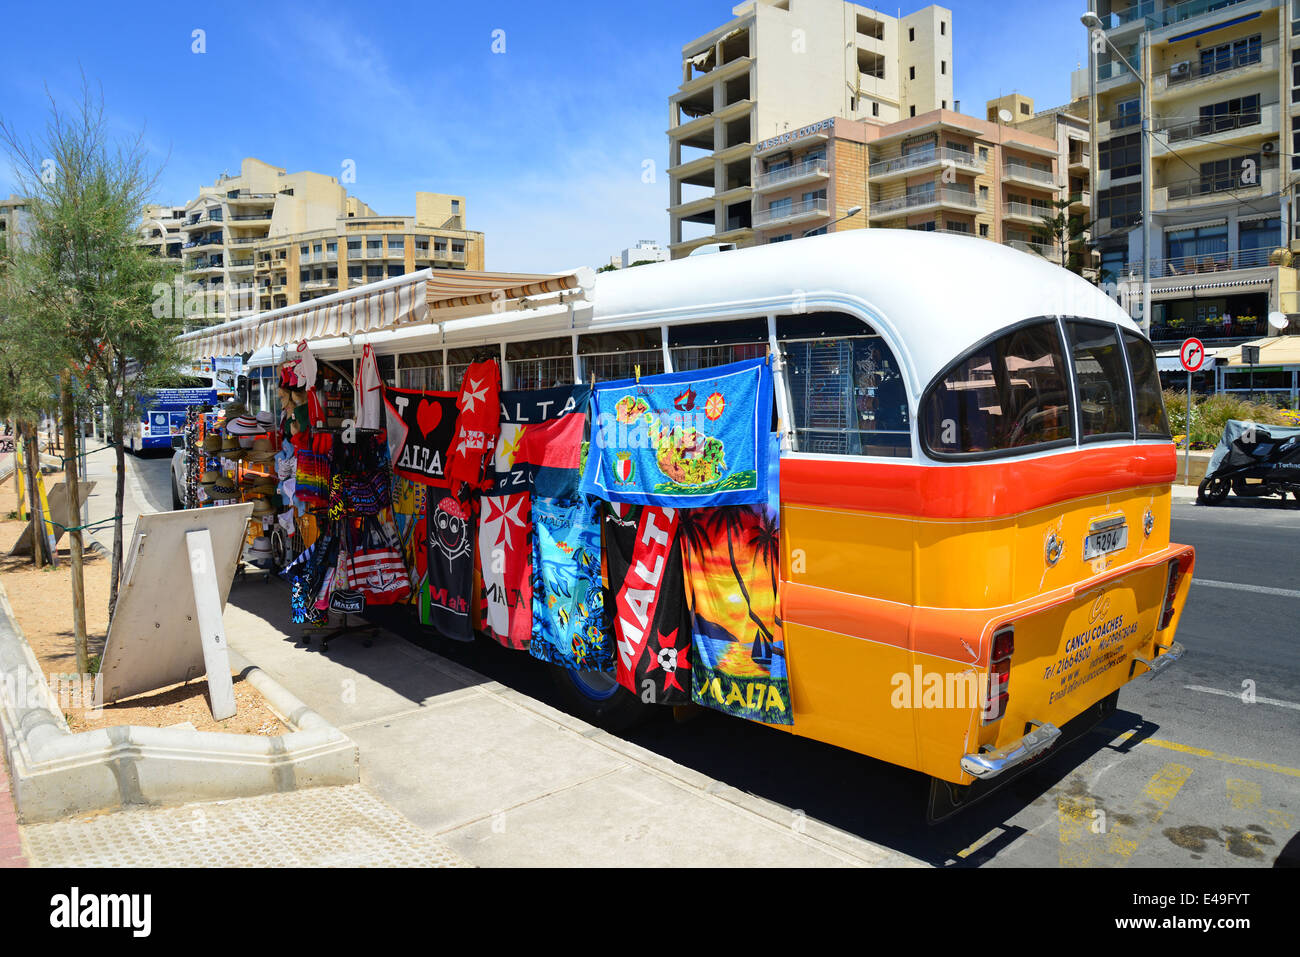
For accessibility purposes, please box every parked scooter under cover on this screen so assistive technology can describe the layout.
[1198,419,1300,505]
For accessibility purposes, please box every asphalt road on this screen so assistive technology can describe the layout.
[127,447,1299,867]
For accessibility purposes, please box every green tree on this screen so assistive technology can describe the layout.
[1,82,183,628]
[1033,196,1094,277]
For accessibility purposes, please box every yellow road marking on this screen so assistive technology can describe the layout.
[1226,778,1261,811]
[1103,730,1300,779]
[1057,793,1098,868]
[1106,763,1193,861]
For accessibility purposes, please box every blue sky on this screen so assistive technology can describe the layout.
[0,0,1090,272]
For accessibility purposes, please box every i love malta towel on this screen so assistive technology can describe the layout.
[603,502,693,705]
[384,387,459,487]
[479,385,590,650]
[581,357,772,507]
[680,433,790,725]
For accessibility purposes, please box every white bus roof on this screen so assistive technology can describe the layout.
[244,231,1136,397]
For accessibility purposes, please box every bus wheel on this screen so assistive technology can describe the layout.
[1197,475,1229,505]
[546,663,652,732]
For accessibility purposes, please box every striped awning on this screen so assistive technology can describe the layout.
[175,267,590,359]
[1151,277,1273,297]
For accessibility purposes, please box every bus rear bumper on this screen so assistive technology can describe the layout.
[959,720,1061,779]
[1133,639,1185,680]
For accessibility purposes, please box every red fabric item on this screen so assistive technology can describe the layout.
[445,359,501,488]
[307,388,327,430]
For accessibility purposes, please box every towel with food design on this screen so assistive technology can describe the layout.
[580,357,772,507]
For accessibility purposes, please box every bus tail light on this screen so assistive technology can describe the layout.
[983,625,1014,724]
[1159,553,1193,630]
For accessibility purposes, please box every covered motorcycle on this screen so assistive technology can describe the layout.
[1198,419,1300,505]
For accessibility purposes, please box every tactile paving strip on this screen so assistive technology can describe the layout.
[22,784,467,868]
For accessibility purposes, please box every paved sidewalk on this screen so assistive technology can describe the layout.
[222,583,920,867]
[0,751,28,868]
[22,785,466,867]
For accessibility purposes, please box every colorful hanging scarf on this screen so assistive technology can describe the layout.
[528,496,611,671]
[425,493,476,641]
[478,384,589,649]
[384,386,459,487]
[581,357,772,507]
[603,502,693,705]
[680,434,789,725]
[391,476,429,611]
[445,359,501,488]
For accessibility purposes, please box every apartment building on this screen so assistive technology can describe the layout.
[0,195,31,252]
[1089,0,1298,344]
[171,158,483,326]
[751,118,869,241]
[864,109,1063,240]
[139,203,186,264]
[668,0,954,257]
[988,91,1094,276]
[254,193,483,313]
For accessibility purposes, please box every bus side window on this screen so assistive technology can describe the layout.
[777,312,911,458]
[507,336,574,390]
[578,330,663,383]
[1122,332,1172,439]
[923,319,1073,457]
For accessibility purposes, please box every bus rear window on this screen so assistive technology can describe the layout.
[923,320,1072,456]
[1067,321,1132,441]
[1122,331,1172,438]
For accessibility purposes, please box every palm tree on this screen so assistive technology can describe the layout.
[709,507,777,666]
[746,510,783,631]
[1033,197,1094,277]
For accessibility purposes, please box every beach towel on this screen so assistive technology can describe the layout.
[581,357,772,507]
[425,493,476,641]
[603,502,693,704]
[681,433,790,725]
[384,386,459,487]
[445,359,501,488]
[528,496,611,671]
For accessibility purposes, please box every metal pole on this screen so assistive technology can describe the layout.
[1184,371,1192,486]
[1140,29,1152,337]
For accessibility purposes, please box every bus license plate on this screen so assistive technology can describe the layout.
[1083,524,1128,560]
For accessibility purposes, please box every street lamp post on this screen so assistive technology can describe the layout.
[1082,10,1152,337]
[804,205,863,238]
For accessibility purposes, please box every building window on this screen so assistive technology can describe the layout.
[940,21,945,35]
[451,200,460,214]
[1099,132,1141,179]
[327,242,337,254]
[979,223,989,237]
[1166,223,1227,269]
[299,245,309,256]
[942,100,947,109]
[347,239,361,253]
[1238,217,1281,257]
[770,234,794,243]
[348,265,362,279]
[908,221,936,231]
[941,60,946,75]
[909,66,916,80]
[388,237,404,252]
[910,106,916,117]
[872,102,879,117]
[909,27,915,41]
[978,185,989,201]
[1097,182,1141,227]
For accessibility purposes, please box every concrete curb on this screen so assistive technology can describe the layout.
[0,580,358,824]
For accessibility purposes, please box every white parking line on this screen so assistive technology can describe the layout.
[1184,685,1300,711]
[1192,579,1300,600]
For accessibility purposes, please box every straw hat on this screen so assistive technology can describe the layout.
[221,435,245,460]
[210,480,238,499]
[226,414,263,436]
[200,470,223,486]
[245,437,276,463]
[201,434,223,454]
[250,497,277,516]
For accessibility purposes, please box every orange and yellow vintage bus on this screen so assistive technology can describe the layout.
[237,230,1194,819]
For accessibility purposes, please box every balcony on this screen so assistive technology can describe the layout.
[1070,190,1092,212]
[752,196,828,228]
[1154,159,1278,210]
[227,258,255,270]
[1002,162,1057,189]
[1002,201,1053,224]
[1154,42,1274,97]
[869,146,986,182]
[873,188,979,217]
[1068,150,1091,173]
[229,212,272,222]
[1123,246,1278,279]
[1155,102,1278,156]
[225,190,276,203]
[1003,239,1060,259]
[754,158,829,194]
